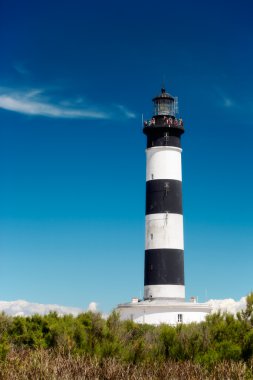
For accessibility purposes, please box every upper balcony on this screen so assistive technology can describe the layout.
[143,116,184,131]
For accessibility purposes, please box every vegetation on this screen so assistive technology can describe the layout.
[0,293,253,379]
[1,350,253,380]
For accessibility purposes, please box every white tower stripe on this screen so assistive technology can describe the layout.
[146,146,182,182]
[145,213,184,250]
[144,285,185,299]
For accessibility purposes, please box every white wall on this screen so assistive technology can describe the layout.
[144,285,185,300]
[119,308,208,325]
[145,213,184,250]
[146,146,182,182]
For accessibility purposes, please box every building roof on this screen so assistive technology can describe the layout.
[152,87,174,102]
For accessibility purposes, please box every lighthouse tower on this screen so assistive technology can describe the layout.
[144,88,185,301]
[117,87,211,325]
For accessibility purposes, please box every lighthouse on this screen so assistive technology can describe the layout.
[144,88,185,301]
[117,87,211,325]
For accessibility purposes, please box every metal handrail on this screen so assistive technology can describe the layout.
[144,117,184,128]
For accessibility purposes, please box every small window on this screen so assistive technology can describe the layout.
[151,174,154,180]
[178,314,183,323]
[150,233,153,240]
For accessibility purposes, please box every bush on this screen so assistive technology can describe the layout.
[1,295,253,368]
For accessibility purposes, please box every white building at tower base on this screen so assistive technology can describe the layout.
[117,298,211,325]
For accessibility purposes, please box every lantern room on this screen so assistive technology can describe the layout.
[153,87,177,117]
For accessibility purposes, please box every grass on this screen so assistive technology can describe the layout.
[0,348,253,380]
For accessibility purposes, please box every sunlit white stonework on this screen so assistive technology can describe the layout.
[146,146,182,181]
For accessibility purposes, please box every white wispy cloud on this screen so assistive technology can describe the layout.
[0,87,136,120]
[12,61,30,76]
[223,97,234,108]
[0,300,99,317]
[0,297,248,318]
[87,302,98,312]
[213,86,238,109]
[206,296,246,315]
[115,104,136,119]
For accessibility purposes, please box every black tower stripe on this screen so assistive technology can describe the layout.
[144,249,184,286]
[146,179,182,215]
[147,134,181,149]
[143,125,184,149]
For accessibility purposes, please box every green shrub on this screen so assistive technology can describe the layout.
[1,294,253,367]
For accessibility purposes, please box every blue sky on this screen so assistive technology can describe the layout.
[0,0,253,312]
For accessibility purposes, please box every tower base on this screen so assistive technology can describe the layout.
[116,298,211,325]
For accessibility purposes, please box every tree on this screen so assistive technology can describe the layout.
[240,292,253,326]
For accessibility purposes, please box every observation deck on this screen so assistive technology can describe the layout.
[143,115,184,132]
